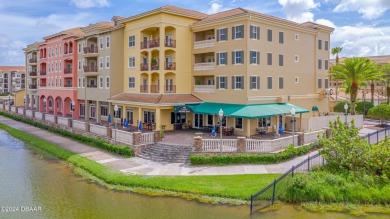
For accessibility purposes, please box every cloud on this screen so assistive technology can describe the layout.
[333,0,390,20]
[70,0,109,9]
[207,1,223,14]
[278,0,319,23]
[0,34,26,66]
[315,18,336,28]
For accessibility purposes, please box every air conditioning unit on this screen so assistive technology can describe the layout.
[325,88,333,95]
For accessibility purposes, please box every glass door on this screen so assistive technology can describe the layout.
[126,109,133,124]
[194,114,203,129]
[90,105,96,118]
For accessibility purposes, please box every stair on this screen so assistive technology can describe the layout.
[137,142,192,163]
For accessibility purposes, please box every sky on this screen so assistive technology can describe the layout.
[0,0,389,66]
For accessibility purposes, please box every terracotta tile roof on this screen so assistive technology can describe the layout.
[330,55,390,65]
[109,93,203,104]
[62,27,85,37]
[0,66,25,72]
[300,21,334,31]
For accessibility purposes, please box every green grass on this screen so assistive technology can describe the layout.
[0,122,279,201]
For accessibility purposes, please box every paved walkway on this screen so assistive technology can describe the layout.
[0,115,373,176]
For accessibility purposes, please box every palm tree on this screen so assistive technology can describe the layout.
[330,57,382,115]
[381,63,390,104]
[331,47,343,102]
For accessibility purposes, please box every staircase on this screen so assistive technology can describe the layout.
[137,142,192,163]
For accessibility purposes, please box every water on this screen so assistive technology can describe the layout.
[0,129,386,219]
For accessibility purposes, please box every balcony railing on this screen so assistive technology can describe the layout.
[29,85,37,89]
[165,39,176,48]
[87,84,97,88]
[151,63,159,70]
[29,71,37,77]
[194,39,215,49]
[165,62,176,70]
[64,68,72,74]
[83,47,98,54]
[64,49,73,55]
[83,66,98,73]
[64,83,73,87]
[40,84,46,87]
[29,58,37,63]
[40,70,46,76]
[141,39,160,49]
[40,55,46,59]
[194,62,215,71]
[194,85,215,93]
[140,63,149,71]
[150,85,159,93]
[164,85,176,93]
[140,85,148,93]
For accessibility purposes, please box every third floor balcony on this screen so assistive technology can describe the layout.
[29,58,38,65]
[29,84,37,90]
[83,46,98,57]
[140,63,149,71]
[141,39,160,50]
[64,68,73,74]
[29,71,37,77]
[40,70,46,76]
[83,66,98,75]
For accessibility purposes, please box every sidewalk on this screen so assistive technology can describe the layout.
[0,115,321,176]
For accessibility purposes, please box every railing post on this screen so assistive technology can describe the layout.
[271,179,276,204]
[307,155,310,171]
[292,165,294,177]
[250,195,253,215]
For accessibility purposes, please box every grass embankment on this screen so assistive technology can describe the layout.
[0,111,132,157]
[0,122,279,203]
[190,143,321,165]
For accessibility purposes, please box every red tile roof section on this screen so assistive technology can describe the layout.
[110,93,203,104]
[0,66,25,72]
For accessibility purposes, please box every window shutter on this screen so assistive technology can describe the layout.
[241,76,244,89]
[225,28,228,41]
[216,29,220,42]
[257,27,260,40]
[225,52,228,65]
[226,77,228,89]
[240,51,244,64]
[216,53,220,65]
[232,51,235,64]
[257,52,260,64]
[216,77,219,89]
[232,26,235,39]
[232,76,235,89]
[250,25,253,38]
[256,76,260,89]
[241,25,244,38]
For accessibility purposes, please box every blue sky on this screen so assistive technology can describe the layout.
[0,0,389,65]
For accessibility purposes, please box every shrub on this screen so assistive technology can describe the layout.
[367,104,390,125]
[190,143,321,165]
[0,112,133,157]
[355,101,374,115]
[333,100,350,113]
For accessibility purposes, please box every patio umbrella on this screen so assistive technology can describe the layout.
[107,114,111,123]
[138,121,143,132]
[278,123,284,134]
[123,118,128,128]
[211,125,216,137]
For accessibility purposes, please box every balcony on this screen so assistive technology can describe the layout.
[40,55,46,59]
[194,85,215,93]
[83,66,98,75]
[40,84,46,87]
[64,49,73,55]
[0,79,3,83]
[29,85,37,90]
[87,84,97,88]
[40,70,47,76]
[165,62,176,71]
[83,47,98,57]
[165,39,176,48]
[140,85,148,93]
[141,39,160,49]
[29,58,38,65]
[140,64,149,71]
[164,85,176,93]
[64,68,73,74]
[194,62,215,71]
[194,39,215,49]
[64,84,72,87]
[150,85,159,93]
[29,71,37,77]
[151,63,159,70]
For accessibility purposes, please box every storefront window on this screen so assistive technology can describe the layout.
[258,117,271,127]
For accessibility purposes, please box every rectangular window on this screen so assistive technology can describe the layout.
[267,77,272,89]
[99,77,103,88]
[279,77,284,89]
[232,25,244,39]
[325,60,329,70]
[106,56,110,68]
[279,54,283,66]
[101,105,108,116]
[318,78,322,89]
[82,77,85,88]
[60,46,62,55]
[106,36,110,48]
[106,76,110,88]
[279,32,284,44]
[78,78,81,88]
[295,55,299,62]
[128,77,135,88]
[267,29,272,42]
[99,57,103,69]
[233,50,244,64]
[250,76,260,89]
[325,78,329,89]
[80,104,85,117]
[258,118,271,128]
[99,37,103,49]
[235,118,243,129]
[78,60,81,70]
[318,39,322,50]
[217,52,227,65]
[216,76,227,89]
[325,41,329,51]
[217,28,227,41]
[128,57,135,68]
[318,59,322,69]
[82,60,85,71]
[250,51,260,64]
[78,43,81,53]
[250,25,260,39]
[267,53,272,65]
[232,76,244,89]
[128,35,135,47]
[59,78,62,87]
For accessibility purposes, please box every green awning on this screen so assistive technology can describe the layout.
[183,102,309,118]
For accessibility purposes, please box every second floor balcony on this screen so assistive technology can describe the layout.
[165,39,176,48]
[29,85,37,90]
[64,68,73,74]
[40,70,46,76]
[40,83,46,87]
[150,85,159,93]
[141,39,160,49]
[140,85,148,93]
[83,46,98,56]
[87,84,97,88]
[193,85,215,93]
[165,62,176,70]
[164,84,176,93]
[29,71,37,77]
[83,66,98,74]
[194,62,215,71]
[194,39,215,49]
[29,58,38,64]
[140,63,149,71]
